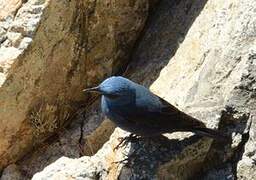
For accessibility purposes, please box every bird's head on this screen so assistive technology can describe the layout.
[83,76,135,99]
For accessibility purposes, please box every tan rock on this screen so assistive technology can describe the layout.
[32,0,256,179]
[0,0,22,20]
[14,102,116,178]
[32,129,128,180]
[81,119,116,156]
[0,0,149,171]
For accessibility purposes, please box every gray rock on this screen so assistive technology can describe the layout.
[237,109,256,179]
[18,37,32,50]
[10,3,44,37]
[32,0,256,179]
[0,27,7,44]
[0,15,14,30]
[1,164,23,180]
[6,32,23,47]
[201,164,234,180]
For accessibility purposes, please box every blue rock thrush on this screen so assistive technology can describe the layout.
[83,76,226,142]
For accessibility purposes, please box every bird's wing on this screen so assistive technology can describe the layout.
[126,90,204,131]
[157,96,205,128]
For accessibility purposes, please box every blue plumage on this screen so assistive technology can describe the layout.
[84,76,227,139]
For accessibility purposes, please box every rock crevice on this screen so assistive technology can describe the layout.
[1,0,256,179]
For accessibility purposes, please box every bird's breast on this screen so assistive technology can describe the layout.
[101,96,134,125]
[100,96,165,136]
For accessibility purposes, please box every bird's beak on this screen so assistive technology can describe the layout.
[83,86,101,93]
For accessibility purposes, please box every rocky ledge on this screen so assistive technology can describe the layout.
[0,0,256,179]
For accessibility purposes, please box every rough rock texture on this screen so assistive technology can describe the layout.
[15,103,116,179]
[32,0,256,179]
[237,116,256,180]
[32,129,129,180]
[0,0,23,20]
[0,0,47,85]
[1,164,23,180]
[0,0,150,171]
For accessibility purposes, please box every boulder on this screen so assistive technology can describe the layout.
[0,0,22,20]
[0,0,150,170]
[1,164,23,180]
[32,0,256,179]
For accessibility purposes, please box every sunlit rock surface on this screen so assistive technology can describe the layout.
[0,0,150,171]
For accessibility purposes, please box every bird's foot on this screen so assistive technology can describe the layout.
[114,133,140,151]
[113,151,137,167]
[113,157,130,166]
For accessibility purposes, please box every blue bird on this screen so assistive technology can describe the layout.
[83,76,226,141]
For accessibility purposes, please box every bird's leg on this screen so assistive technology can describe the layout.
[113,146,141,167]
[113,134,150,166]
[113,134,148,166]
[113,151,137,167]
[114,133,139,151]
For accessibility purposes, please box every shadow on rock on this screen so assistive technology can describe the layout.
[119,135,210,179]
[124,0,209,88]
[196,108,251,178]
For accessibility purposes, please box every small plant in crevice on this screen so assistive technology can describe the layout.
[29,104,58,136]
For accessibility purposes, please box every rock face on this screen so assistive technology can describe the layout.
[32,129,129,180]
[237,121,256,180]
[0,0,46,86]
[0,0,23,20]
[32,0,256,179]
[0,0,150,170]
[1,164,23,180]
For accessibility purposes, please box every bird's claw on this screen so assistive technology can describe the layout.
[113,134,144,166]
[113,151,137,167]
[114,133,139,151]
[113,157,129,165]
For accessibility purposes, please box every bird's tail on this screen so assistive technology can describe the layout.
[192,127,228,141]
